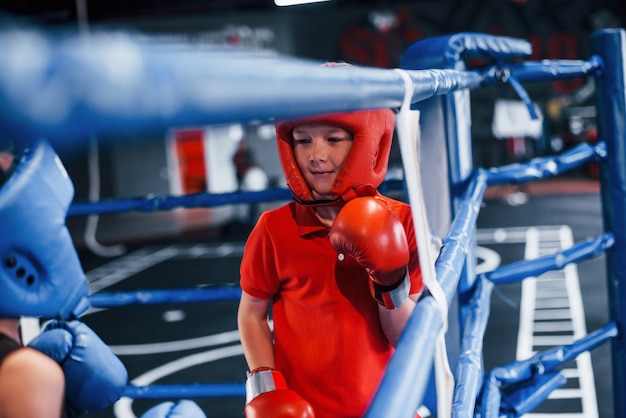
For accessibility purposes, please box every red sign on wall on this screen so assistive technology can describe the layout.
[174,128,207,195]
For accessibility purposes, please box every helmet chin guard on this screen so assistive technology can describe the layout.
[275,108,395,206]
[0,139,90,319]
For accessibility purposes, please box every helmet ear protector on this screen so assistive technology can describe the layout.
[0,139,90,319]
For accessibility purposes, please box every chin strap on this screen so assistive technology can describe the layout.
[293,183,379,207]
[394,68,454,418]
[340,184,378,202]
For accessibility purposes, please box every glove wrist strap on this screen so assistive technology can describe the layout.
[371,268,411,309]
[245,368,287,404]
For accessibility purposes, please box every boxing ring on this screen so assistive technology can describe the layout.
[1,20,625,418]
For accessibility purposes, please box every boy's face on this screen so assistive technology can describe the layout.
[292,123,354,201]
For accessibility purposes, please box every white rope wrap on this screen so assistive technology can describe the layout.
[394,68,454,418]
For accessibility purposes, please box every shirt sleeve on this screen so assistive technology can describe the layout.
[239,212,281,300]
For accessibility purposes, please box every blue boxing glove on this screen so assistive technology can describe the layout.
[27,320,128,415]
[141,400,207,418]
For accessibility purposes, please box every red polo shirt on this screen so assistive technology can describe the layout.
[240,195,423,418]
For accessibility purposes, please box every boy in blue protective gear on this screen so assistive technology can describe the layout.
[0,138,208,418]
[0,139,127,418]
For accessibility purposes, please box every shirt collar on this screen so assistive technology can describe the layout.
[292,202,329,238]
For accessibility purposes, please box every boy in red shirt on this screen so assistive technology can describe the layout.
[238,108,424,417]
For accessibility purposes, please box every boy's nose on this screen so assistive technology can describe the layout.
[310,140,328,162]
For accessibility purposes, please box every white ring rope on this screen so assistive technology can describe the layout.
[84,134,127,257]
[394,68,454,418]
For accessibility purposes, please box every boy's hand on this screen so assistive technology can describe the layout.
[28,320,128,415]
[329,196,410,309]
[245,368,315,417]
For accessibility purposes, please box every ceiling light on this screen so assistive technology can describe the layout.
[275,0,331,6]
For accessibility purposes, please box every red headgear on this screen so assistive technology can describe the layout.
[275,108,395,205]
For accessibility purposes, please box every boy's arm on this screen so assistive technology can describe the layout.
[0,349,65,418]
[378,293,420,347]
[237,290,275,370]
[238,290,315,417]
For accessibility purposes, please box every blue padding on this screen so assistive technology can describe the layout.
[480,322,618,418]
[452,277,494,416]
[501,372,566,416]
[0,23,477,143]
[436,172,489,296]
[124,383,245,399]
[400,32,532,70]
[592,28,626,415]
[483,233,615,285]
[485,141,606,186]
[489,322,617,385]
[0,24,604,145]
[89,286,242,308]
[68,188,294,217]
[0,139,89,319]
[494,57,602,83]
[68,180,404,217]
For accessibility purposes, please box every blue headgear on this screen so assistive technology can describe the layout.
[0,138,90,319]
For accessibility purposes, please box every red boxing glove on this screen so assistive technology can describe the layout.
[245,368,315,418]
[329,196,411,309]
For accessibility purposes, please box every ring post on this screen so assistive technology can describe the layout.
[592,28,626,418]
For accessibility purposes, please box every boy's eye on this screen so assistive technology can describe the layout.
[293,138,311,145]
